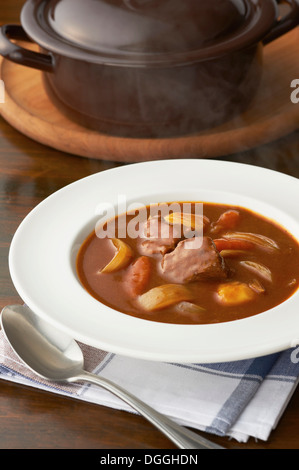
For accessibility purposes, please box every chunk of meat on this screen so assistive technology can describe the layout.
[161,237,228,283]
[139,216,181,255]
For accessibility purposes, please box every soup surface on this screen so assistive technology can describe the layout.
[76,202,299,324]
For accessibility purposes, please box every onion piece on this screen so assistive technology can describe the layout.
[101,238,133,273]
[240,261,272,282]
[222,232,279,251]
[164,212,209,232]
[176,302,206,314]
[138,284,194,311]
[249,279,266,294]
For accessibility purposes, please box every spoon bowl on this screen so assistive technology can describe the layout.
[1,305,85,381]
[0,304,224,449]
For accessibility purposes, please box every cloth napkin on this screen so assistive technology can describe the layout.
[0,326,299,444]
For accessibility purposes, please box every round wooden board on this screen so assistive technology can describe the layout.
[1,28,299,162]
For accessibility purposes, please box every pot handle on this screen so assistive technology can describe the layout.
[263,0,299,44]
[0,24,54,72]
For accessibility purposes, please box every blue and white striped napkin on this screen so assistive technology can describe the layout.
[0,327,298,443]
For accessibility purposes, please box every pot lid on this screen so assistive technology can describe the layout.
[21,0,277,66]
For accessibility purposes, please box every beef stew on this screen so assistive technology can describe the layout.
[76,202,299,324]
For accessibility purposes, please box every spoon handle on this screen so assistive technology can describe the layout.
[73,370,224,449]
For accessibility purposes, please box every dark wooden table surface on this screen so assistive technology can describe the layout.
[1,0,299,450]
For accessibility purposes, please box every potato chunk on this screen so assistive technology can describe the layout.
[216,281,256,306]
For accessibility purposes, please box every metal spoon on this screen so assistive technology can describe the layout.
[0,304,224,449]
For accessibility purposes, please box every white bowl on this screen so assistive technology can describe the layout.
[8,159,299,363]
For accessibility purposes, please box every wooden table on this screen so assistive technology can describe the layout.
[1,0,299,450]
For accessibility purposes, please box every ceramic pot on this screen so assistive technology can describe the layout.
[1,0,299,137]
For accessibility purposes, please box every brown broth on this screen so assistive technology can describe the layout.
[76,203,299,324]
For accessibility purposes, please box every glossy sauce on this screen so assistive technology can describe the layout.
[76,203,299,324]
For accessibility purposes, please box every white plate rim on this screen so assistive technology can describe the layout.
[8,159,299,363]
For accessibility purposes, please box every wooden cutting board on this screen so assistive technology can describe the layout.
[1,28,299,162]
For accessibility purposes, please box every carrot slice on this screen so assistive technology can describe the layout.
[211,210,240,233]
[213,238,255,252]
[124,256,152,297]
